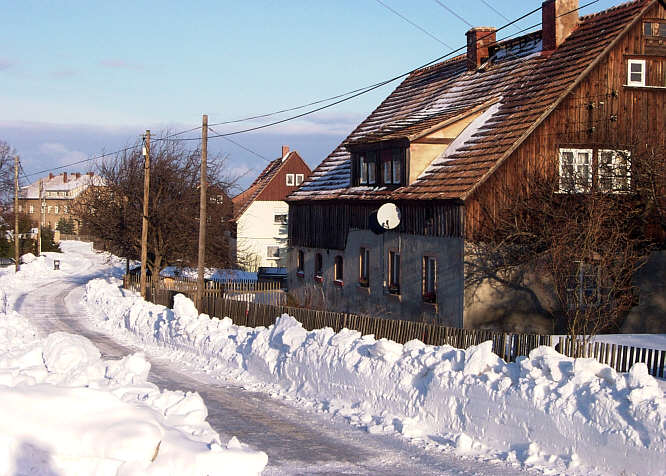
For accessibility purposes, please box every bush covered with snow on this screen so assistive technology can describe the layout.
[0,310,267,475]
[84,278,666,475]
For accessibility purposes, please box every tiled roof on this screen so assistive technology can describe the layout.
[20,173,104,199]
[290,0,652,202]
[232,156,284,220]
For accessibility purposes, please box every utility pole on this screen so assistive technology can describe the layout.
[140,130,151,299]
[196,115,208,308]
[13,156,19,272]
[37,179,43,256]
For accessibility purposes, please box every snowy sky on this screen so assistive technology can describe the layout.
[1,0,620,190]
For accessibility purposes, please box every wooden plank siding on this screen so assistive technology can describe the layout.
[466,3,666,237]
[289,200,464,250]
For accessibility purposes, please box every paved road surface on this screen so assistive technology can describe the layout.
[15,267,533,475]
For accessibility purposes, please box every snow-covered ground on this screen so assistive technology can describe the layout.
[0,249,267,475]
[2,242,665,475]
[83,263,665,474]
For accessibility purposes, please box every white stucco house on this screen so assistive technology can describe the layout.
[232,146,311,270]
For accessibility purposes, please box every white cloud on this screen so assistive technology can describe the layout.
[38,142,87,166]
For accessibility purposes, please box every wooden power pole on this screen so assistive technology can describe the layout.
[37,179,43,256]
[140,130,151,298]
[13,156,19,272]
[196,114,208,308]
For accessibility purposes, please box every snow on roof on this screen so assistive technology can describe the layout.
[20,172,104,199]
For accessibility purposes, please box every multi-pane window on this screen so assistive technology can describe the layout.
[359,247,369,287]
[359,151,377,185]
[334,256,344,282]
[644,21,666,37]
[422,256,437,303]
[63,205,69,214]
[29,205,34,214]
[54,206,59,214]
[297,250,304,274]
[295,174,304,185]
[381,149,403,186]
[286,174,295,186]
[267,246,280,259]
[598,150,631,193]
[559,148,592,193]
[388,250,400,294]
[274,213,288,224]
[627,59,646,87]
[314,253,323,279]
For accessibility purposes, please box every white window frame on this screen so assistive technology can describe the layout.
[295,174,304,186]
[286,174,295,186]
[29,205,34,214]
[627,59,646,87]
[54,205,59,214]
[359,247,369,286]
[559,148,592,193]
[598,149,631,193]
[266,246,280,259]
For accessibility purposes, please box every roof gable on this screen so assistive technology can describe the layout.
[290,0,654,202]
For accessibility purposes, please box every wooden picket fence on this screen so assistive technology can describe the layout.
[123,274,285,307]
[122,274,665,376]
[123,273,549,362]
[557,336,665,378]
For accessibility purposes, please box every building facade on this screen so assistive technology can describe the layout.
[19,171,102,233]
[287,0,666,331]
[233,146,311,270]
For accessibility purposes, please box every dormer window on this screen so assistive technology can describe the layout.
[354,147,405,187]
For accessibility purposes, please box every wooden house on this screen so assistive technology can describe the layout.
[286,0,666,330]
[232,146,311,270]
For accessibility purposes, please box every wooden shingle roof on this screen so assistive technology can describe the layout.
[289,0,653,202]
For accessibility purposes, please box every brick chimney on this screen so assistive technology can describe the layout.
[281,145,290,161]
[87,171,94,177]
[49,172,53,180]
[542,0,579,51]
[75,172,81,179]
[63,172,67,183]
[466,27,497,70]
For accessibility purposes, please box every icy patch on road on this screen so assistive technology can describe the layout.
[0,310,267,475]
[85,279,666,475]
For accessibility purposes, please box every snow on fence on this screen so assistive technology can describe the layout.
[557,336,665,379]
[124,274,548,362]
[123,274,284,307]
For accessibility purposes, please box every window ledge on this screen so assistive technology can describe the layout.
[623,84,666,90]
[314,275,323,284]
[296,270,304,279]
[334,279,344,287]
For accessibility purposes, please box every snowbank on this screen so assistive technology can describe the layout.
[85,278,666,475]
[0,310,267,475]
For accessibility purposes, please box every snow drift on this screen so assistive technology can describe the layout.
[0,309,267,475]
[85,277,666,475]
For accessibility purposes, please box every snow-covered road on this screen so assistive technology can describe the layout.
[12,243,534,475]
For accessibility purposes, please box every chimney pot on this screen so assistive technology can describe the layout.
[281,145,289,160]
[466,27,497,70]
[63,172,67,183]
[542,0,579,51]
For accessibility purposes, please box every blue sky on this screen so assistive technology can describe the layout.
[1,0,620,190]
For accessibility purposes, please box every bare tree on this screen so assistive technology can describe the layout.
[73,137,236,274]
[466,145,665,343]
[0,140,17,208]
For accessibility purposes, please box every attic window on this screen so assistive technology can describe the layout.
[295,174,304,185]
[286,174,295,186]
[643,21,666,56]
[627,59,645,87]
[644,21,666,37]
[354,147,405,187]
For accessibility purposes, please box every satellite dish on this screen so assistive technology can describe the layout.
[376,203,401,230]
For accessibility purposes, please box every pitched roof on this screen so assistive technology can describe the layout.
[20,172,104,199]
[231,150,311,220]
[290,0,653,202]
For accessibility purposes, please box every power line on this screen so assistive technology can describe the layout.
[478,0,520,31]
[23,144,138,179]
[373,0,453,48]
[21,1,599,175]
[432,0,473,28]
[208,126,271,162]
